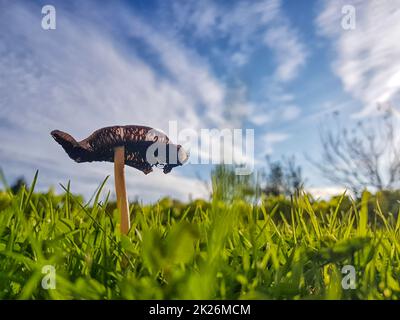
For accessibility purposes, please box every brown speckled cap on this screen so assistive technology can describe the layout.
[51,125,188,174]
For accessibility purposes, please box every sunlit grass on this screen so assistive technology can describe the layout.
[0,170,399,300]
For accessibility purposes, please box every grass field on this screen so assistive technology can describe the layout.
[0,170,399,300]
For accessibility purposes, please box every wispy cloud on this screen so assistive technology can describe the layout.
[0,0,312,201]
[158,0,308,154]
[248,80,302,126]
[0,2,220,201]
[316,0,400,116]
[307,186,347,199]
[126,15,229,128]
[262,132,289,154]
[170,0,307,80]
[264,25,308,82]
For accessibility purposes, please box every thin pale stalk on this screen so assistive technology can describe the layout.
[114,146,130,235]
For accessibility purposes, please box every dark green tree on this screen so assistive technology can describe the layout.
[262,156,305,196]
[11,177,27,194]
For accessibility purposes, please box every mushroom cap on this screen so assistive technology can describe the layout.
[51,125,187,174]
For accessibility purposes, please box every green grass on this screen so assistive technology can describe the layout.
[0,170,399,300]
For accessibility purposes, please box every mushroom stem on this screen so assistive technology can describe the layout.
[114,146,130,235]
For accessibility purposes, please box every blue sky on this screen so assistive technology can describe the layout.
[1,0,400,202]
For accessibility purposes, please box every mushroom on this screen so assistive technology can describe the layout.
[51,125,188,234]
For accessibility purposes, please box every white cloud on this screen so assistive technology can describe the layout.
[171,0,307,80]
[231,52,249,66]
[307,186,347,199]
[281,105,301,121]
[264,25,308,82]
[127,16,228,128]
[0,1,309,201]
[316,0,400,116]
[248,81,301,126]
[263,132,289,143]
[262,132,289,154]
[171,0,218,38]
[0,2,223,202]
[250,114,271,126]
[167,0,307,155]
